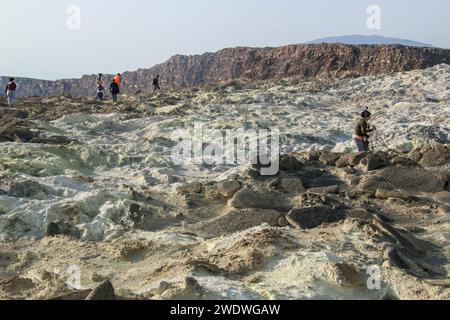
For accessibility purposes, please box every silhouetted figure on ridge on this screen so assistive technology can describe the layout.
[96,74,104,101]
[110,79,120,103]
[153,75,161,92]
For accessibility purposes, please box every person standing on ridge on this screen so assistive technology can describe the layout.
[113,73,122,88]
[152,75,161,92]
[4,78,17,108]
[110,79,120,103]
[353,107,376,152]
[96,74,105,101]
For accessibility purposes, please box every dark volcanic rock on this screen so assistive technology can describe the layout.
[307,185,340,195]
[303,173,343,189]
[279,155,303,172]
[31,135,77,145]
[218,180,242,198]
[420,145,450,167]
[366,152,390,171]
[45,221,81,239]
[230,189,290,212]
[1,180,52,198]
[10,127,36,142]
[177,182,202,194]
[86,280,116,300]
[319,152,341,166]
[48,290,92,301]
[336,153,367,168]
[0,108,28,119]
[287,206,346,229]
[380,167,448,193]
[280,178,305,193]
[292,192,343,209]
[375,189,418,201]
[359,166,448,193]
[192,209,285,238]
[45,222,60,237]
[335,156,350,168]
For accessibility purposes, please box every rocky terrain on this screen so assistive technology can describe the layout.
[2,44,450,98]
[0,64,449,300]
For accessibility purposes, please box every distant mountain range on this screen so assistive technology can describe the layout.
[305,35,433,48]
[2,43,450,98]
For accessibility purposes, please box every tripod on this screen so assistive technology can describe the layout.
[370,131,398,156]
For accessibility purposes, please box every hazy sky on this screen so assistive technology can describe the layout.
[1,0,448,80]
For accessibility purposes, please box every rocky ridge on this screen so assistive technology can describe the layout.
[2,44,450,97]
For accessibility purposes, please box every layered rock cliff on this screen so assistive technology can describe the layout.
[2,44,450,97]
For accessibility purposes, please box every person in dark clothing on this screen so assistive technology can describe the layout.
[353,108,376,152]
[4,78,17,107]
[110,80,120,102]
[152,75,161,91]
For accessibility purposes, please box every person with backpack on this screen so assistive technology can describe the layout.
[152,75,161,91]
[4,78,17,108]
[110,79,120,103]
[353,107,376,152]
[96,74,105,101]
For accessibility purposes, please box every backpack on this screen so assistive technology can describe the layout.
[7,82,17,91]
[97,80,104,91]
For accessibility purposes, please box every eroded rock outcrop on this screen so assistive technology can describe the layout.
[2,44,450,97]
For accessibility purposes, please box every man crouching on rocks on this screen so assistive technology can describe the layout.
[353,108,376,152]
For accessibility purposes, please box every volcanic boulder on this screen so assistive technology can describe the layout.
[229,189,290,212]
[218,180,242,198]
[286,206,346,229]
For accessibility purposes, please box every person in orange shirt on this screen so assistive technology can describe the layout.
[113,73,122,86]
